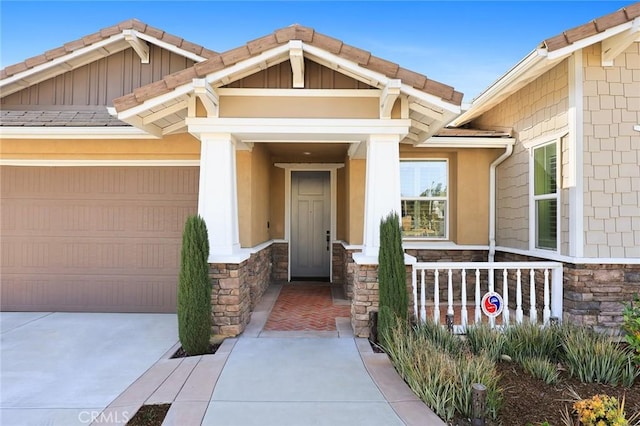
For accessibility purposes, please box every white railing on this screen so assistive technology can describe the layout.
[411,262,563,332]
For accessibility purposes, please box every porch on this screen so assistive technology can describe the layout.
[207,241,565,338]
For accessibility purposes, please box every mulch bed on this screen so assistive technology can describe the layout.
[170,343,220,359]
[490,362,640,426]
[127,404,170,426]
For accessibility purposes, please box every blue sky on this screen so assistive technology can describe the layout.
[0,1,632,101]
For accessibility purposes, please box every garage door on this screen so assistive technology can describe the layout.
[0,166,199,313]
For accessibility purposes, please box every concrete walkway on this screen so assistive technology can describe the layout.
[96,284,444,425]
[0,312,178,426]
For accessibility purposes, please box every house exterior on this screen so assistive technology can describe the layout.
[1,3,638,337]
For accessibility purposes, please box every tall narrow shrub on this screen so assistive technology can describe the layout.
[378,212,408,345]
[178,215,211,355]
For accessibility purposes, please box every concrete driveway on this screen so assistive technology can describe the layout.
[0,312,178,426]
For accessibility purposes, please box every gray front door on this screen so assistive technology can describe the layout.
[291,171,331,278]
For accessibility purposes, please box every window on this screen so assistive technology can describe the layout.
[533,142,558,250]
[400,160,448,239]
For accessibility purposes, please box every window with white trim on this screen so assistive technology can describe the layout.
[400,160,448,239]
[533,142,558,250]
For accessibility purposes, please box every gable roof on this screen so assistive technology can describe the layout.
[111,24,463,114]
[451,2,640,126]
[0,19,217,97]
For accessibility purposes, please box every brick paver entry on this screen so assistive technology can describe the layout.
[263,284,351,331]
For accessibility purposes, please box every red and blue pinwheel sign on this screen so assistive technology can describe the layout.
[481,292,504,318]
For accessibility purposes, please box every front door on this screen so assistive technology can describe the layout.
[291,171,331,279]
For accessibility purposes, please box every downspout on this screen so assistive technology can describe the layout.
[488,143,514,262]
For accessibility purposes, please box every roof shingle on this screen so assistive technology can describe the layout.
[0,18,217,79]
[543,2,640,52]
[111,24,464,112]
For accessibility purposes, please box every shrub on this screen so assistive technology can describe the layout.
[377,212,408,346]
[561,325,639,387]
[503,322,562,364]
[572,394,628,426]
[622,294,640,368]
[465,322,506,362]
[521,356,560,384]
[383,316,502,422]
[177,215,211,356]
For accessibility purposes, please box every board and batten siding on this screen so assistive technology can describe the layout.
[0,166,199,312]
[472,60,569,252]
[1,46,195,107]
[582,42,640,258]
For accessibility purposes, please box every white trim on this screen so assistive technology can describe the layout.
[117,85,194,120]
[205,44,291,86]
[1,33,126,93]
[546,18,640,60]
[0,159,199,167]
[123,30,150,63]
[134,31,208,63]
[338,241,363,251]
[416,137,515,149]
[634,125,640,132]
[529,140,561,253]
[601,20,640,66]
[495,246,640,265]
[521,127,569,150]
[0,126,159,139]
[274,163,344,170]
[217,88,381,98]
[402,242,489,250]
[568,51,584,257]
[280,165,340,282]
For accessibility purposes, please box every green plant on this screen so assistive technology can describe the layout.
[177,215,211,356]
[377,212,408,346]
[573,394,628,426]
[503,322,562,364]
[465,322,507,362]
[413,318,465,356]
[521,356,560,385]
[622,294,640,367]
[383,316,502,422]
[561,325,639,387]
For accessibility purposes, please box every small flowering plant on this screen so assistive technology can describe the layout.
[572,394,627,426]
[622,294,640,367]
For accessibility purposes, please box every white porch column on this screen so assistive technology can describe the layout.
[198,133,241,261]
[361,133,402,258]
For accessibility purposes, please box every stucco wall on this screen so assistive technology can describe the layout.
[345,158,365,245]
[219,96,378,119]
[473,60,569,251]
[236,144,272,247]
[269,166,285,240]
[582,42,640,258]
[398,146,501,245]
[0,134,200,159]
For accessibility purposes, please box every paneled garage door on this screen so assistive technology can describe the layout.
[0,166,199,313]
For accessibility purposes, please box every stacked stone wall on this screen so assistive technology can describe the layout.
[209,261,251,337]
[271,242,288,283]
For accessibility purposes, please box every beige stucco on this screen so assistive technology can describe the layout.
[473,59,569,251]
[582,42,640,258]
[345,157,366,245]
[236,144,272,247]
[269,166,285,240]
[0,134,201,159]
[219,96,379,119]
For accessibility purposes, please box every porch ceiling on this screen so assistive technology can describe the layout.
[266,142,349,163]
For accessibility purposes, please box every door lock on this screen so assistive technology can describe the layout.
[326,230,330,251]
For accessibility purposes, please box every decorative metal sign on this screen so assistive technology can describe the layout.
[481,292,504,317]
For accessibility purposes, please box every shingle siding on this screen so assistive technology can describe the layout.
[472,60,569,251]
[582,42,640,258]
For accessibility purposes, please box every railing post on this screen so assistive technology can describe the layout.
[461,269,468,328]
[420,269,426,323]
[515,269,523,324]
[412,265,418,320]
[551,265,563,322]
[447,269,454,316]
[434,269,440,324]
[475,268,481,324]
[543,268,551,325]
[502,268,509,326]
[529,269,537,324]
